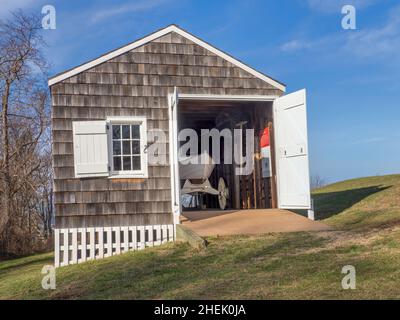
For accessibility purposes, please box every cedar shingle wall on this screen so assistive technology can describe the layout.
[51,31,283,228]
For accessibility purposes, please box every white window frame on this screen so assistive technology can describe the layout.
[107,116,148,179]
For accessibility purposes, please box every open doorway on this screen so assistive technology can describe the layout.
[176,98,277,212]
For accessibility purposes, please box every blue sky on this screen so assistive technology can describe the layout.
[1,0,399,183]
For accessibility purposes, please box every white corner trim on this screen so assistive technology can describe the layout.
[168,90,181,227]
[48,25,286,91]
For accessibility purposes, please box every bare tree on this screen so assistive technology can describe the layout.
[310,174,327,191]
[0,11,51,256]
[36,150,53,240]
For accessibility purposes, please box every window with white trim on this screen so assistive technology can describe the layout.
[107,117,148,178]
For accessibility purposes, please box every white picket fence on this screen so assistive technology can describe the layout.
[54,224,175,267]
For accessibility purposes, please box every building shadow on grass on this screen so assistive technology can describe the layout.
[0,255,52,273]
[312,185,390,220]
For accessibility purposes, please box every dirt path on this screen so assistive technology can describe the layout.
[181,209,331,237]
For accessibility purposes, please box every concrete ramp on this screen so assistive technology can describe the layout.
[181,209,331,237]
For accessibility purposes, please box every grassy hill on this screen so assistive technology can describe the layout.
[314,174,400,230]
[1,174,400,299]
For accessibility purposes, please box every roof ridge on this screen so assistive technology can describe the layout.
[48,24,286,91]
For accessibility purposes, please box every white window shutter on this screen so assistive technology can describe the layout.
[72,121,109,178]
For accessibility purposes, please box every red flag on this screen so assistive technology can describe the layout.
[260,128,270,148]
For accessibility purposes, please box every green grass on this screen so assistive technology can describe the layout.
[1,174,400,299]
[314,174,400,230]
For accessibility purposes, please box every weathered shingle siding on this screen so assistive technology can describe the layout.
[51,31,283,228]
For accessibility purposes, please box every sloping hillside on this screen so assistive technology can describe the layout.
[314,174,400,230]
[1,175,400,299]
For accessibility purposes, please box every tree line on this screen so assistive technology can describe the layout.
[0,11,52,258]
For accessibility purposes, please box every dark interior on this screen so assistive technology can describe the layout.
[177,99,275,211]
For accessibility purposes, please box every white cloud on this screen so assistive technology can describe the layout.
[306,0,379,13]
[90,0,169,24]
[351,137,387,145]
[281,5,400,63]
[0,0,36,17]
[344,5,400,59]
[281,40,311,52]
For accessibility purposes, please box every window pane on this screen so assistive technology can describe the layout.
[113,157,121,171]
[132,125,140,139]
[113,140,121,155]
[122,125,130,139]
[123,141,131,155]
[132,156,141,170]
[123,156,131,171]
[112,125,120,139]
[132,140,140,154]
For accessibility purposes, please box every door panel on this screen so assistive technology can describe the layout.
[273,89,311,209]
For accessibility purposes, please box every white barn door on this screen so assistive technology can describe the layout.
[273,89,311,209]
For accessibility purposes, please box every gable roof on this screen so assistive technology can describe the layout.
[48,24,286,91]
